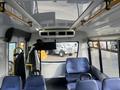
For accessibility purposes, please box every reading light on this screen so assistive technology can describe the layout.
[36,28,40,31]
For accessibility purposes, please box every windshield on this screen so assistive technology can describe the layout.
[38,42,79,62]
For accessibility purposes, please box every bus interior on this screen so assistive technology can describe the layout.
[0,0,120,90]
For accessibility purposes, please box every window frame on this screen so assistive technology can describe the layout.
[88,40,120,77]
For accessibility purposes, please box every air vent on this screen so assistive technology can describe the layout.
[67,31,74,35]
[41,32,48,36]
[49,32,56,36]
[58,32,65,35]
[39,29,75,38]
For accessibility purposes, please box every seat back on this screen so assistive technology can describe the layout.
[24,75,46,90]
[76,80,99,90]
[66,57,90,74]
[66,57,90,83]
[102,78,120,90]
[1,76,22,90]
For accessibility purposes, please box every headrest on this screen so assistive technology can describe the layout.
[25,75,45,90]
[76,80,99,90]
[26,75,44,86]
[66,57,90,73]
[103,78,120,90]
[1,76,21,90]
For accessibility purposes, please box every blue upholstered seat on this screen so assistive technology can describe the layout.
[66,73,81,82]
[66,57,90,82]
[1,76,22,90]
[24,75,46,90]
[66,57,90,74]
[102,78,120,90]
[66,57,90,90]
[67,82,76,90]
[76,80,99,90]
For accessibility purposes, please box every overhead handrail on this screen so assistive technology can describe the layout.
[5,9,31,26]
[70,0,103,29]
[70,0,120,30]
[5,0,44,31]
[83,0,120,25]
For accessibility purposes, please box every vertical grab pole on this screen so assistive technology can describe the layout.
[39,50,41,75]
[117,40,120,77]
[25,41,28,60]
[87,40,92,65]
[98,41,103,73]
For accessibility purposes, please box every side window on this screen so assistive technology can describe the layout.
[90,40,119,77]
[100,41,106,49]
[90,42,100,70]
[8,43,16,62]
[91,48,100,70]
[107,41,118,51]
[102,41,119,77]
[102,50,119,77]
[8,43,16,75]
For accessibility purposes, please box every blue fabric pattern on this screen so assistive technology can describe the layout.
[1,76,21,90]
[103,78,120,90]
[24,75,46,90]
[76,80,99,90]
[66,57,90,74]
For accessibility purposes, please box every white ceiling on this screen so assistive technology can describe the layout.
[78,5,120,39]
[37,1,89,20]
